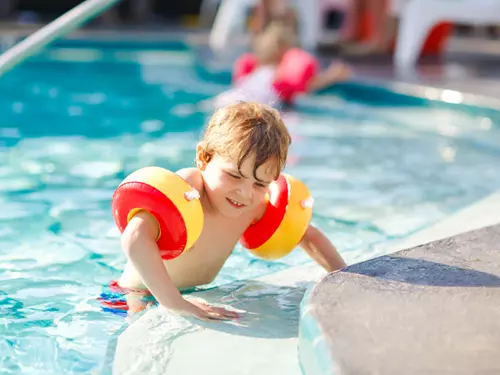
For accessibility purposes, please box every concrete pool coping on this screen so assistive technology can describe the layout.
[299,190,500,375]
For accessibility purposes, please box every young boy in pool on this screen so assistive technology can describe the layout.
[118,102,346,321]
[214,22,351,109]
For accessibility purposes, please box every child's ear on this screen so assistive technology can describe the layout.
[195,143,209,171]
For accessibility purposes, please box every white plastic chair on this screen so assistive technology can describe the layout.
[394,0,500,68]
[208,0,255,51]
[206,0,349,52]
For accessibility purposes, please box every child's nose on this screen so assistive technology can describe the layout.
[236,183,253,201]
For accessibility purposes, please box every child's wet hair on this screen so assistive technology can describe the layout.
[197,102,291,180]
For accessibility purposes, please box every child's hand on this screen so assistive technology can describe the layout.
[307,61,352,92]
[172,299,240,322]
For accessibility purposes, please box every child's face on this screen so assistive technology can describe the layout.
[197,151,278,218]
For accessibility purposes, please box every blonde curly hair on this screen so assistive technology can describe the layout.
[197,101,291,180]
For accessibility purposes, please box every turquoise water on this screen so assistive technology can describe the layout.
[1,39,500,374]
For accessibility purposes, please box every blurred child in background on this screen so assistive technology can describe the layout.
[214,22,351,109]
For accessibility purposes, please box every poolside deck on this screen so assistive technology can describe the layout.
[300,190,500,375]
[303,226,500,374]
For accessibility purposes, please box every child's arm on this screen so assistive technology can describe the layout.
[299,224,346,272]
[306,62,351,93]
[122,211,239,322]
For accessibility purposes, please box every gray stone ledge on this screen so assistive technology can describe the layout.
[301,223,500,375]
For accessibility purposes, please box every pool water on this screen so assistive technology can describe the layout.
[1,39,500,374]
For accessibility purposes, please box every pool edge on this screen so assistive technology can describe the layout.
[298,188,500,375]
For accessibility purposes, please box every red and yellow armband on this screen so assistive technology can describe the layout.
[111,166,204,260]
[233,48,319,103]
[240,174,313,260]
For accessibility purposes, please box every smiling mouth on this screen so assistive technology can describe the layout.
[226,198,245,208]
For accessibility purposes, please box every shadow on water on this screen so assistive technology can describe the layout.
[344,255,500,287]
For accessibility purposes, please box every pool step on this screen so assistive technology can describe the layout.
[101,263,327,375]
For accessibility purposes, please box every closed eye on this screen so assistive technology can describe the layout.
[227,172,241,179]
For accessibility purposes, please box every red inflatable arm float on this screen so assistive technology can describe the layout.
[232,48,320,103]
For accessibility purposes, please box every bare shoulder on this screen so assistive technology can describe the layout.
[124,211,159,241]
[176,167,205,194]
